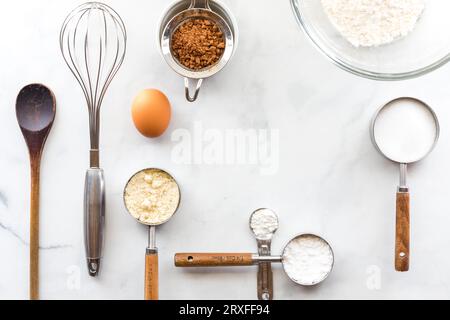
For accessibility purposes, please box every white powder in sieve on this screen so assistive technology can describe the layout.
[321,0,425,47]
[283,235,334,286]
[373,99,437,164]
[250,209,279,240]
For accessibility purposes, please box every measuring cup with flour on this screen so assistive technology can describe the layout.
[124,169,181,300]
[371,98,439,272]
[250,209,279,300]
[175,234,334,289]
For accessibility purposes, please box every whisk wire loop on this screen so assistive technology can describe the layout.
[60,2,127,152]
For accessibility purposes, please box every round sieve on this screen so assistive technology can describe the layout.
[159,0,237,102]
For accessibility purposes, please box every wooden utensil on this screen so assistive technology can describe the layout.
[175,253,256,267]
[16,84,56,300]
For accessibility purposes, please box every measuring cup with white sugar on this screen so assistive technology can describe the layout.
[124,168,181,300]
[175,209,334,294]
[371,98,440,272]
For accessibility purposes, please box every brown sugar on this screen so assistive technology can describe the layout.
[171,18,226,70]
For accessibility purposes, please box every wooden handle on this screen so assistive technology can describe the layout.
[175,253,254,267]
[30,159,41,300]
[396,192,410,272]
[145,251,158,300]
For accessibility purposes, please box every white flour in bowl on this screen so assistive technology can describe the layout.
[321,0,426,47]
[283,235,334,286]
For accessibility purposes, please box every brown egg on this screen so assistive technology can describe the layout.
[131,89,171,138]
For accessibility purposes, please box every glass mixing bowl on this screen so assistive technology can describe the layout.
[290,0,450,80]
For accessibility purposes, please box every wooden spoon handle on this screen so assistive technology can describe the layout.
[175,253,255,267]
[396,192,410,272]
[30,159,41,300]
[145,250,159,300]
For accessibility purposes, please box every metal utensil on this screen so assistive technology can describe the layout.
[249,209,279,300]
[371,97,440,272]
[16,84,56,300]
[159,0,237,102]
[60,2,127,277]
[175,234,334,288]
[124,169,181,300]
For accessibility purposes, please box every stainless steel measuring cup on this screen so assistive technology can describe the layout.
[371,97,440,272]
[175,234,334,289]
[250,209,279,300]
[159,0,238,102]
[124,168,181,300]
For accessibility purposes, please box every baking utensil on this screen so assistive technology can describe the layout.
[176,234,334,288]
[123,169,181,300]
[291,0,450,80]
[159,0,237,102]
[371,97,439,272]
[60,2,127,277]
[16,84,56,300]
[249,209,279,300]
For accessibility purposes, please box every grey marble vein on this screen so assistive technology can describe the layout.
[0,192,8,208]
[0,221,71,250]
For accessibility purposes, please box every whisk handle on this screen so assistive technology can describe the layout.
[84,168,106,277]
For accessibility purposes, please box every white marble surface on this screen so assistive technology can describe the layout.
[1,0,450,300]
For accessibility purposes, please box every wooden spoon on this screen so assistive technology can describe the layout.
[16,84,56,300]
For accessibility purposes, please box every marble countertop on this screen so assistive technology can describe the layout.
[2,0,450,300]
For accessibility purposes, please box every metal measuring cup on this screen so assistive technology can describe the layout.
[124,169,181,300]
[175,234,334,290]
[250,209,279,300]
[371,97,440,272]
[159,0,237,102]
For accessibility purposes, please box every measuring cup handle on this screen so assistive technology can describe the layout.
[185,78,203,103]
[258,262,273,301]
[175,253,254,267]
[190,0,211,9]
[145,249,159,300]
[396,191,410,272]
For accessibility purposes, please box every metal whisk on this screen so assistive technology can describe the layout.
[60,2,127,277]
